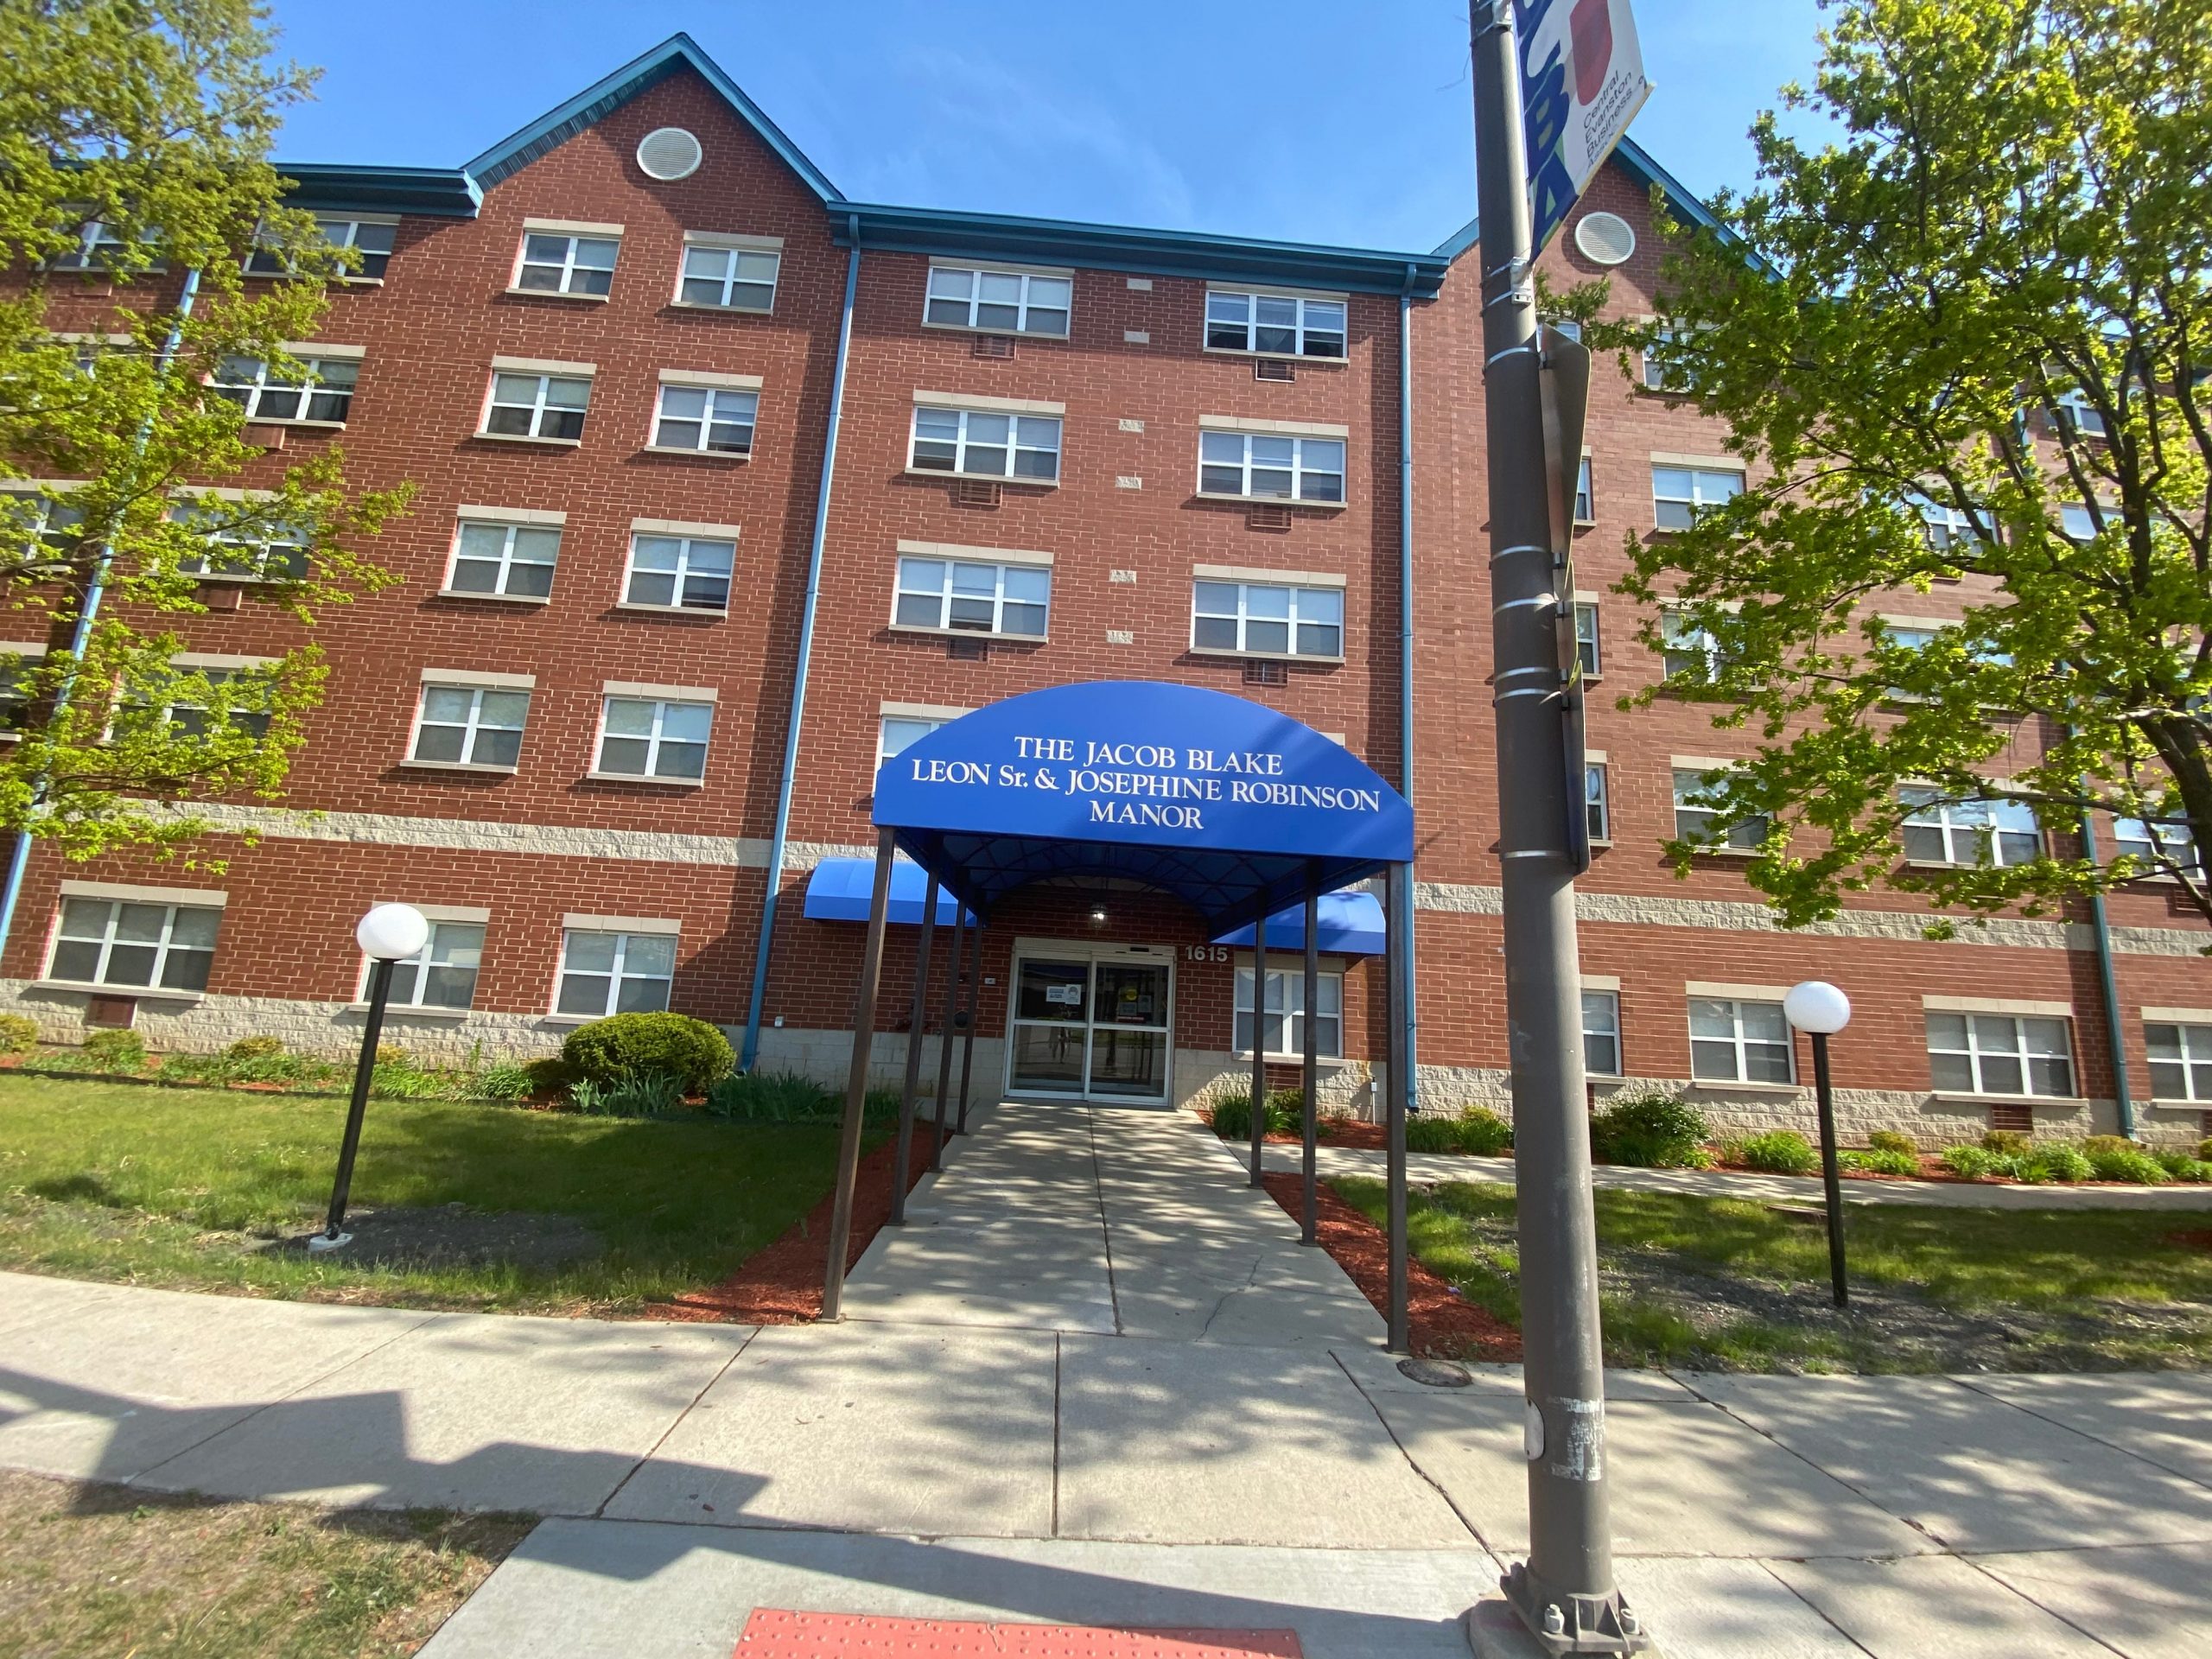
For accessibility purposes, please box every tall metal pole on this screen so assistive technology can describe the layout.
[1249,923,1270,1185]
[956,923,982,1133]
[1469,3,1643,1650]
[890,872,939,1225]
[1811,1031,1849,1308]
[931,901,967,1169]
[1301,880,1320,1246]
[822,826,896,1321]
[316,955,394,1247]
[1384,861,1409,1352]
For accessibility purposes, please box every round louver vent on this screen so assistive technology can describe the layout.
[636,127,702,181]
[1574,211,1637,266]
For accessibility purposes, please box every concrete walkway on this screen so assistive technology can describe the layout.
[2,1101,2209,1656]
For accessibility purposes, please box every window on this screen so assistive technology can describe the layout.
[1927,1011,2074,1097]
[879,714,950,764]
[1574,602,1600,677]
[173,508,308,582]
[556,929,674,1018]
[1585,763,1610,842]
[677,238,779,311]
[1651,465,1742,531]
[1908,493,1992,554]
[1198,430,1345,503]
[596,696,711,781]
[210,354,357,424]
[1192,581,1343,659]
[1574,455,1594,523]
[2146,1023,2212,1102]
[1660,613,1731,681]
[52,219,162,273]
[893,556,1049,637]
[484,371,589,441]
[1690,997,1794,1084]
[1900,790,2041,866]
[411,683,529,769]
[1205,290,1346,359]
[1674,769,1767,851]
[515,231,618,296]
[447,519,559,599]
[1550,319,1584,342]
[155,666,271,741]
[48,897,219,992]
[2055,386,2107,438]
[245,214,396,281]
[2113,816,2200,875]
[1234,966,1344,1058]
[1582,990,1621,1077]
[624,533,734,613]
[2060,502,2101,541]
[652,383,757,454]
[384,920,485,1011]
[925,265,1071,336]
[8,493,86,565]
[1642,326,1688,391]
[909,405,1061,481]
[0,649,38,735]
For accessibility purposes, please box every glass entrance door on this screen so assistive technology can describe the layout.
[1007,952,1173,1102]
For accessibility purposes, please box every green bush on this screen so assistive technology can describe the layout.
[1942,1145,2005,1179]
[2200,1138,2212,1163]
[1589,1090,1709,1168]
[570,1070,684,1117]
[2022,1145,2094,1184]
[562,1013,733,1094]
[224,1034,287,1061]
[1866,1129,1918,1158]
[1840,1148,1920,1177]
[1208,1087,1302,1141]
[2079,1135,2134,1159]
[704,1070,837,1122]
[79,1028,147,1071]
[1733,1129,1818,1175]
[2088,1146,2171,1185]
[1980,1128,2032,1156]
[0,1012,40,1056]
[523,1055,573,1096]
[2158,1155,2212,1183]
[467,1063,534,1102]
[1450,1105,1514,1156]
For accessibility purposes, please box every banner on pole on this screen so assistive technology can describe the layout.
[1516,0,1653,255]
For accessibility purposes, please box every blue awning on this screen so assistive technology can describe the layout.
[1211,890,1386,956]
[803,858,973,926]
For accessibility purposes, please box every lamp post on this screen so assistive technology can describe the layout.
[311,903,429,1252]
[1783,980,1853,1308]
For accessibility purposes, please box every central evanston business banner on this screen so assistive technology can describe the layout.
[1517,0,1654,254]
[872,681,1413,866]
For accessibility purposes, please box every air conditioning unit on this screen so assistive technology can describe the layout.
[950,478,1002,508]
[1255,359,1295,383]
[973,334,1015,359]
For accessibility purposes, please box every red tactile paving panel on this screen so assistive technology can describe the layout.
[734,1610,1303,1657]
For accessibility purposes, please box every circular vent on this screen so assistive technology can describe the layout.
[636,127,702,181]
[1574,211,1637,266]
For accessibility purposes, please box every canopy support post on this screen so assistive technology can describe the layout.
[930,900,967,1170]
[1249,923,1269,1187]
[822,827,895,1321]
[1301,874,1320,1247]
[956,923,982,1132]
[1385,859,1410,1353]
[889,872,939,1227]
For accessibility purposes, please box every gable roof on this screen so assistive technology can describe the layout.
[461,32,841,200]
[1429,136,1729,261]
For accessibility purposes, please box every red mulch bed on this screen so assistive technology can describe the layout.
[651,1130,940,1324]
[1259,1171,1520,1362]
[2164,1229,2212,1253]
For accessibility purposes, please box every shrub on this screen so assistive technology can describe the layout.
[522,1055,573,1096]
[2201,1138,2212,1163]
[1732,1129,1818,1175]
[1866,1129,1918,1158]
[2159,1156,2212,1184]
[1942,1145,2005,1179]
[705,1070,837,1122]
[0,1013,40,1056]
[562,1013,734,1094]
[79,1028,147,1071]
[224,1034,287,1061]
[468,1063,534,1102]
[1980,1129,2032,1156]
[2022,1145,2094,1184]
[1451,1105,1514,1156]
[2088,1146,2171,1185]
[1589,1090,1709,1168]
[1840,1148,1920,1177]
[1208,1088,1301,1141]
[2079,1135,2134,1159]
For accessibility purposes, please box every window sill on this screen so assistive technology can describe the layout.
[1929,1092,2088,1109]
[887,622,1046,645]
[503,286,609,302]
[1192,492,1348,513]
[666,300,775,318]
[920,319,1069,343]
[582,771,703,788]
[1586,837,1614,849]
[471,431,583,448]
[31,979,203,1004]
[902,467,1059,490]
[346,1002,470,1021]
[638,445,751,461]
[1202,345,1346,366]
[1232,1052,1348,1065]
[1688,846,1763,860]
[240,417,346,431]
[1573,518,1598,529]
[398,759,519,775]
[1185,645,1344,666]
[185,574,277,587]
[1689,1078,1802,1096]
[434,588,550,605]
[244,273,385,288]
[612,601,728,620]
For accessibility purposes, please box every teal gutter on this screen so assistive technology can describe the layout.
[1397,265,1420,1112]
[741,217,861,1071]
[276,163,480,217]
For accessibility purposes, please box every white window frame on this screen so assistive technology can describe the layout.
[675,235,781,313]
[481,370,592,442]
[924,264,1073,337]
[245,213,397,282]
[892,555,1051,639]
[1642,325,1693,392]
[210,353,359,425]
[621,531,735,613]
[443,517,560,601]
[651,380,759,455]
[2145,1021,2212,1103]
[1907,492,1993,554]
[46,896,219,993]
[1197,429,1346,504]
[2113,815,2201,877]
[1651,464,1743,531]
[152,662,273,741]
[1585,762,1611,842]
[1573,601,1601,677]
[1190,579,1344,662]
[907,404,1063,482]
[2060,501,2102,542]
[1689,996,1796,1084]
[1660,610,1730,679]
[593,694,714,784]
[555,928,676,1019]
[52,219,164,273]
[409,681,531,772]
[171,504,308,583]
[1582,988,1622,1077]
[879,712,955,766]
[374,918,486,1011]
[2055,386,2107,438]
[1203,289,1348,359]
[1574,454,1595,523]
[1673,767,1767,852]
[1926,1010,2075,1098]
[512,229,620,296]
[1234,963,1344,1060]
[1899,789,2041,867]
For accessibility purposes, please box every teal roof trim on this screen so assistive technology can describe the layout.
[462,33,840,200]
[1427,137,1732,260]
[277,163,480,218]
[839,203,1446,299]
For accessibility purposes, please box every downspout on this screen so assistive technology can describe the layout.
[0,266,203,965]
[741,219,861,1071]
[1396,264,1420,1114]
[2078,805,2136,1138]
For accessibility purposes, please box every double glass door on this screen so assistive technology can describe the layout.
[1008,953,1172,1101]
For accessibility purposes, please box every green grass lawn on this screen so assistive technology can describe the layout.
[0,1073,852,1314]
[1333,1176,2212,1372]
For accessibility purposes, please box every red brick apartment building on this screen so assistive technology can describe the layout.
[8,35,2207,1144]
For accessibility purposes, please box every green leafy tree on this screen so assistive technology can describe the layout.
[1584,0,2212,938]
[0,0,406,866]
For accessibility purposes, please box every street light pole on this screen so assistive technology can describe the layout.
[314,903,429,1251]
[1785,981,1853,1308]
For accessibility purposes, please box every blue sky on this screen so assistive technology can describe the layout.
[263,1,1829,253]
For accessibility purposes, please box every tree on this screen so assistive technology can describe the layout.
[1583,0,2212,939]
[0,0,405,868]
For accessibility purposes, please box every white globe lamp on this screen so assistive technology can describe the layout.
[314,903,430,1254]
[356,902,429,962]
[1783,979,1852,1307]
[1783,980,1851,1034]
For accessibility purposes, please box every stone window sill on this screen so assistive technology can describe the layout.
[903,467,1059,489]
[582,771,703,789]
[1689,1078,1802,1096]
[1929,1092,2088,1109]
[613,601,728,620]
[639,445,750,461]
[503,287,609,302]
[887,623,1045,645]
[1201,345,1346,366]
[345,1002,470,1021]
[1186,645,1343,666]
[472,431,583,448]
[435,588,550,605]
[399,759,518,775]
[666,300,774,318]
[31,979,202,1004]
[1192,492,1348,513]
